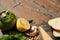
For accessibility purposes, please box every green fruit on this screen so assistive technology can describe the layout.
[0,10,16,31]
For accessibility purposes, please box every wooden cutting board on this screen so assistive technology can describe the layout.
[39,26,53,40]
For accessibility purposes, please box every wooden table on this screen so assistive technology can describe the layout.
[0,0,60,40]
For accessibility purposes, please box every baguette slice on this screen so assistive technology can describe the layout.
[53,30,60,37]
[48,17,60,30]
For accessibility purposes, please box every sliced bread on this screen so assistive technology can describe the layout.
[48,17,60,30]
[53,30,60,37]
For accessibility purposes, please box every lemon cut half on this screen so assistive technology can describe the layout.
[16,18,30,32]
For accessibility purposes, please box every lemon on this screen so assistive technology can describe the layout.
[16,18,30,32]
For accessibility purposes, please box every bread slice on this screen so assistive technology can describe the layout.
[48,17,60,30]
[53,30,60,37]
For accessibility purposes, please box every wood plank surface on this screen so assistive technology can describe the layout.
[0,0,60,40]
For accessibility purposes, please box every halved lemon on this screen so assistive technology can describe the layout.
[16,18,30,32]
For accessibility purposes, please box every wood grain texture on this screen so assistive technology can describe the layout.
[0,0,60,40]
